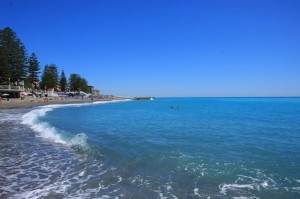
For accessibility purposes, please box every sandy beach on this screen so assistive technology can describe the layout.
[0,96,127,109]
[0,97,92,109]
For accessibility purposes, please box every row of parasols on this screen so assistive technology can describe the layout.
[1,93,9,98]
[1,92,28,99]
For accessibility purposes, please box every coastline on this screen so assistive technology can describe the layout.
[1,97,300,198]
[0,97,121,109]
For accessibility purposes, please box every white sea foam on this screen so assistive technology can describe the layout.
[0,110,24,122]
[21,99,130,146]
[261,181,268,188]
[10,159,121,199]
[219,183,257,195]
[237,175,260,182]
[20,107,70,144]
[193,188,201,197]
[93,99,132,104]
[79,171,85,177]
[154,190,167,199]
[193,188,210,198]
[166,185,172,191]
[292,187,300,190]
[99,195,111,199]
[22,107,66,144]
[68,133,89,150]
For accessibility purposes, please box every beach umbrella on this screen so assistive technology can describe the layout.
[20,92,28,96]
[1,93,9,98]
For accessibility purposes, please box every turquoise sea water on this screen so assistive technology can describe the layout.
[1,98,300,198]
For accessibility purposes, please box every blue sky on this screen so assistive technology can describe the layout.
[1,0,300,97]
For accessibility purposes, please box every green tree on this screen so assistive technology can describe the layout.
[68,74,90,92]
[28,52,40,87]
[59,70,67,92]
[40,64,59,90]
[0,27,27,83]
[0,47,10,83]
[68,73,80,92]
[80,78,89,93]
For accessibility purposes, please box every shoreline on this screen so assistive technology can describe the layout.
[0,97,121,109]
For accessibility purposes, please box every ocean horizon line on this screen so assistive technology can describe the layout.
[150,96,300,98]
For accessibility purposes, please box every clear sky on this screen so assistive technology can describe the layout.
[1,0,300,97]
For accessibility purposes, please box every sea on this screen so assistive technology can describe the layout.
[1,97,300,199]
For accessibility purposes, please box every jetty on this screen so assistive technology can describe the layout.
[134,97,155,100]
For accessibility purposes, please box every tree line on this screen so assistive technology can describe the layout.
[0,27,92,93]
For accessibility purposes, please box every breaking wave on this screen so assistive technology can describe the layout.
[21,100,131,149]
[22,106,67,144]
